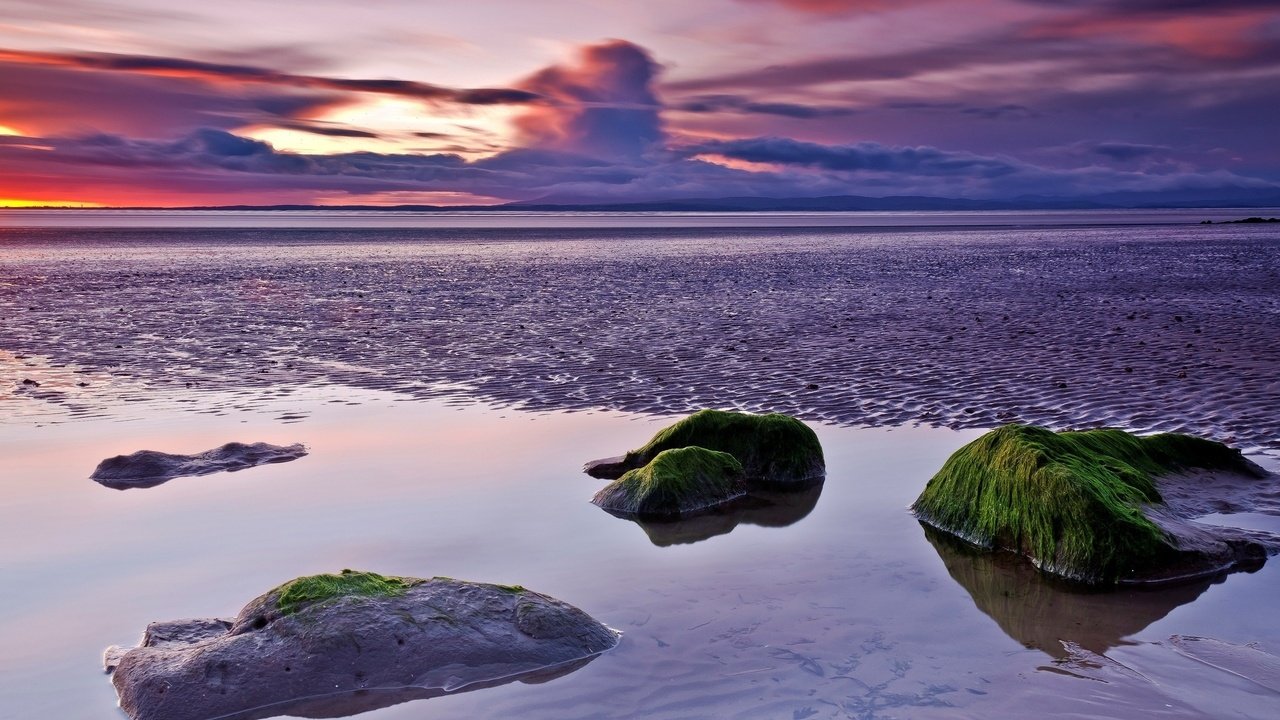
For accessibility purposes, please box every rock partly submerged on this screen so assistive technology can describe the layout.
[105,571,619,720]
[586,409,825,520]
[912,424,1277,586]
[585,409,825,489]
[592,446,747,518]
[91,441,307,489]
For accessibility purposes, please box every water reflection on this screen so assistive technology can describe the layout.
[921,525,1220,658]
[614,483,824,547]
[201,655,600,720]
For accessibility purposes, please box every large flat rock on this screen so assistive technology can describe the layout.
[105,572,619,720]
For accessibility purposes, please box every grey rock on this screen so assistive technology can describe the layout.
[582,455,629,478]
[91,442,307,489]
[106,575,619,720]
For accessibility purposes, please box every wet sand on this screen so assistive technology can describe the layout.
[3,222,1279,451]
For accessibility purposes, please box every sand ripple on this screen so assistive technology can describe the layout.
[2,224,1278,449]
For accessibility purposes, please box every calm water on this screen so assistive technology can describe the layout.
[2,207,1277,229]
[2,210,1279,719]
[1,388,1278,720]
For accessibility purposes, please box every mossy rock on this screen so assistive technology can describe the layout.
[912,424,1269,585]
[585,409,825,487]
[105,572,619,720]
[592,446,747,518]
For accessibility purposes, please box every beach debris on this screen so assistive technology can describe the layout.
[912,424,1275,585]
[90,441,307,490]
[592,446,748,517]
[105,571,619,720]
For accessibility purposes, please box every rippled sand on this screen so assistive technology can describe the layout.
[2,223,1278,450]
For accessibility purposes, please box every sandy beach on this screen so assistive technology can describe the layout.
[3,220,1278,449]
[2,214,1279,720]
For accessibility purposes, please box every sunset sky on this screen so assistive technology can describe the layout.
[1,0,1278,207]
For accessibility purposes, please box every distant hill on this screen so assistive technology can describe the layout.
[505,189,1280,211]
[35,188,1280,212]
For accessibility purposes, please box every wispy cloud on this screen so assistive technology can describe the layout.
[2,11,1279,207]
[0,48,543,105]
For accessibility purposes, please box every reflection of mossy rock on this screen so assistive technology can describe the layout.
[912,424,1270,585]
[592,447,747,518]
[633,482,824,546]
[922,525,1215,658]
[585,409,825,487]
[106,571,618,720]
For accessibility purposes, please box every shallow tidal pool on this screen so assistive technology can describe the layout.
[1,387,1278,720]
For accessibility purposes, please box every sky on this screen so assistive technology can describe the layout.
[1,0,1278,207]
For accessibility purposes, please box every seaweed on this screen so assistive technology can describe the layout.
[912,424,1261,584]
[276,570,416,615]
[592,446,747,517]
[607,409,824,485]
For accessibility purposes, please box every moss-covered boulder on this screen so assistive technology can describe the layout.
[912,424,1272,585]
[105,571,618,720]
[592,446,747,518]
[584,409,825,487]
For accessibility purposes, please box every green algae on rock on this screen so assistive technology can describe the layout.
[912,424,1271,585]
[276,570,416,616]
[585,409,825,487]
[592,446,747,518]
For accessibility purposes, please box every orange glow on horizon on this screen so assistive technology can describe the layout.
[0,198,106,208]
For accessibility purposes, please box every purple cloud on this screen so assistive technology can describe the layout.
[2,32,1278,205]
[513,40,663,160]
[685,137,1022,177]
[0,48,542,106]
[676,94,856,119]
